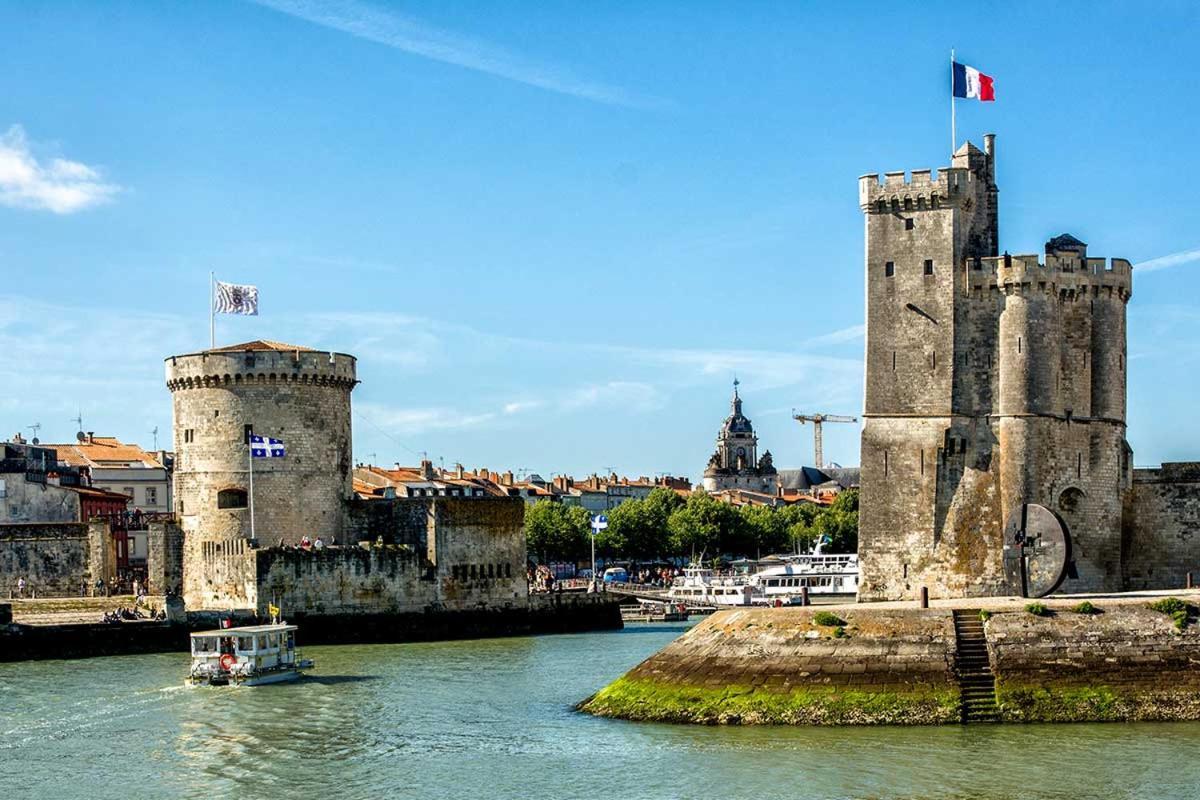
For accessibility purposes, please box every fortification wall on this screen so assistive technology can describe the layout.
[988,603,1200,722]
[582,595,1200,725]
[0,477,80,524]
[255,546,434,616]
[582,606,960,724]
[1124,464,1200,590]
[182,536,257,611]
[0,523,90,596]
[431,498,527,608]
[146,522,184,596]
[165,347,356,547]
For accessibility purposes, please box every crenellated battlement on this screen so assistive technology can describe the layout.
[965,252,1132,300]
[859,167,978,212]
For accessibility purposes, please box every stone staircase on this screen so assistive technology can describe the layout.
[952,609,999,723]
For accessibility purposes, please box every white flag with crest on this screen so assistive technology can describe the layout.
[213,281,259,315]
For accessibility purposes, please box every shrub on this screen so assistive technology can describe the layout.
[1025,602,1050,617]
[813,611,846,627]
[1149,597,1191,631]
[832,626,848,638]
[1071,601,1100,615]
[979,610,992,622]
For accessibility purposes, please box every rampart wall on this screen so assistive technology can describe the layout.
[1124,463,1200,590]
[0,523,90,597]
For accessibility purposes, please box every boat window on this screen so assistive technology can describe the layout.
[238,636,254,651]
[192,638,216,654]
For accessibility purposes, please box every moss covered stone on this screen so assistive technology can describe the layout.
[579,676,960,726]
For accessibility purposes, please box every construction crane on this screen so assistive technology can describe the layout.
[791,412,858,468]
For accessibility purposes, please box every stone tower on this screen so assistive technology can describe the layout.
[702,380,778,493]
[165,340,357,604]
[857,137,1133,600]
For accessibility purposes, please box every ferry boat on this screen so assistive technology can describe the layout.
[667,565,761,607]
[187,623,313,686]
[748,554,859,601]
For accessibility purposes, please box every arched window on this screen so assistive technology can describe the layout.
[217,488,248,509]
[1059,487,1084,513]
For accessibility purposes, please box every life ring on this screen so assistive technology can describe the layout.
[219,653,237,671]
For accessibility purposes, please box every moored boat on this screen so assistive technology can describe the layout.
[187,623,313,686]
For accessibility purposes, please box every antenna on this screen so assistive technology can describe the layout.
[367,452,377,466]
[71,411,84,436]
[28,422,41,445]
[150,426,159,451]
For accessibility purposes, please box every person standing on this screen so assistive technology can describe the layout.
[16,576,26,598]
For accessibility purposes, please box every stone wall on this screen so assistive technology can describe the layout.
[184,496,528,615]
[582,595,1200,725]
[146,521,184,596]
[1124,463,1200,590]
[0,523,90,596]
[988,602,1200,722]
[582,606,960,725]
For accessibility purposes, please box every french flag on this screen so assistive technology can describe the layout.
[952,61,995,102]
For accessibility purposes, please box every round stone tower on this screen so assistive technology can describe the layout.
[165,340,357,549]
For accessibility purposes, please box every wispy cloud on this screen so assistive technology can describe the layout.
[561,381,666,413]
[249,0,663,109]
[0,125,120,214]
[1135,248,1200,273]
[356,401,496,435]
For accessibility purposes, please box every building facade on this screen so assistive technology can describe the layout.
[702,381,779,494]
[857,136,1136,600]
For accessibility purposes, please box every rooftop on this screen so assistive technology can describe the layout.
[45,437,166,470]
[206,340,315,353]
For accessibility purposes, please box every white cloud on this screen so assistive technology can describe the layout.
[0,125,120,214]
[356,401,496,435]
[561,381,665,413]
[1135,248,1200,274]
[249,0,664,109]
[503,400,541,415]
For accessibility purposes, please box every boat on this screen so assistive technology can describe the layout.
[748,553,860,602]
[186,623,313,686]
[667,565,762,607]
[620,600,690,623]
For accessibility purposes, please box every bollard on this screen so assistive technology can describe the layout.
[801,586,810,607]
[919,586,929,609]
[1188,572,1194,590]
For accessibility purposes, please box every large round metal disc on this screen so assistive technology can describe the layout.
[1002,503,1071,598]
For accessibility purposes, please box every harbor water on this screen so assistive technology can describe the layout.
[3,621,1200,799]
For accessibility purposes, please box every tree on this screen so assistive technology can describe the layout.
[607,488,682,560]
[740,504,790,556]
[524,500,589,562]
[667,491,745,558]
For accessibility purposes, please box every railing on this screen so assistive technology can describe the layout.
[92,511,176,531]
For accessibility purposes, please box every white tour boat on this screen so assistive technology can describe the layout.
[748,553,859,601]
[667,565,761,607]
[187,623,313,686]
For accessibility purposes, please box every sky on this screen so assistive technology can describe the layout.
[2,0,1199,481]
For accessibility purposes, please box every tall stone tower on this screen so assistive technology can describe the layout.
[702,380,778,493]
[165,340,357,604]
[857,137,1133,600]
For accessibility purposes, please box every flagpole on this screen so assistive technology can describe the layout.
[950,48,956,157]
[248,441,256,542]
[209,271,215,350]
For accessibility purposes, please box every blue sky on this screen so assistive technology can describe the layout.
[2,1,1199,480]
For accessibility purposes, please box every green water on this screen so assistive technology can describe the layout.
[2,622,1199,799]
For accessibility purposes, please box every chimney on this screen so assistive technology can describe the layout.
[455,463,464,479]
[86,432,95,443]
[502,470,514,486]
[420,459,435,480]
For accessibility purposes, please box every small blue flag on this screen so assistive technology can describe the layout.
[250,435,285,458]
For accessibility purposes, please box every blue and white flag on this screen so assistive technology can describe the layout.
[250,435,285,458]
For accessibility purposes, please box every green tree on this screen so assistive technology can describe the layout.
[740,504,790,556]
[778,502,821,552]
[607,488,682,560]
[524,500,589,562]
[667,491,747,558]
